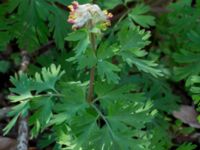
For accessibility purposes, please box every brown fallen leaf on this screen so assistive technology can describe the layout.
[173,105,200,128]
[0,136,17,150]
[28,147,38,150]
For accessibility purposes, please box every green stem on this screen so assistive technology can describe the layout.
[87,21,97,103]
[91,104,115,138]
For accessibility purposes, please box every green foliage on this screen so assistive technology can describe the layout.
[1,0,199,149]
[51,81,154,150]
[173,51,200,80]
[186,75,200,104]
[176,143,197,150]
[157,0,200,116]
[0,0,70,51]
[100,0,123,9]
[4,64,65,137]
[129,4,155,28]
[65,29,90,56]
[97,60,121,83]
[116,20,163,78]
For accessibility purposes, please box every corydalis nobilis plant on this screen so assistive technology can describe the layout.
[4,1,169,150]
[67,1,113,30]
[62,1,158,149]
[67,1,113,102]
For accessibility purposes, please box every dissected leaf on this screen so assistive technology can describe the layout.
[97,60,120,83]
[176,143,197,150]
[129,4,155,28]
[5,64,64,136]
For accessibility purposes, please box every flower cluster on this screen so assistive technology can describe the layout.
[67,1,113,30]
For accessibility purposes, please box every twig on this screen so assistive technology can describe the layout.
[16,50,30,150]
[31,40,55,58]
[173,132,200,145]
[151,7,169,14]
[17,117,28,150]
[20,51,30,72]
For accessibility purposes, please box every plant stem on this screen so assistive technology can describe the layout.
[87,24,97,103]
[91,104,115,138]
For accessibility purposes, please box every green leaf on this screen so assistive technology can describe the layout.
[37,134,55,149]
[91,100,152,150]
[173,50,200,64]
[176,143,197,150]
[95,81,140,102]
[187,30,200,48]
[121,52,163,77]
[173,51,200,80]
[118,26,151,52]
[3,101,30,135]
[76,49,97,70]
[101,0,123,9]
[97,42,119,59]
[29,97,53,137]
[65,29,88,41]
[129,4,155,28]
[74,37,90,56]
[9,72,33,102]
[35,0,50,21]
[97,60,120,83]
[34,64,65,93]
[65,110,99,149]
[53,81,88,123]
[48,6,69,50]
[8,101,30,117]
[186,75,200,101]
[54,124,72,146]
[106,101,152,129]
[95,81,148,110]
[8,0,49,51]
[6,64,64,135]
[9,64,65,102]
[65,29,89,56]
[3,114,20,135]
[0,0,20,13]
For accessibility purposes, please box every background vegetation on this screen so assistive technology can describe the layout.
[0,0,200,149]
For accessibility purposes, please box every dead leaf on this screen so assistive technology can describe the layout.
[0,136,17,150]
[173,105,200,128]
[29,147,38,150]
